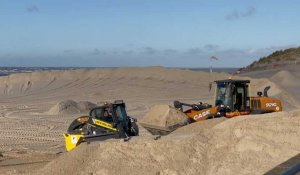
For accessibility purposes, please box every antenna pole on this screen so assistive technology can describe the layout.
[210,58,213,73]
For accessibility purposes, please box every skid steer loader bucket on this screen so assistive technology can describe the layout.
[64,134,84,152]
[140,105,188,135]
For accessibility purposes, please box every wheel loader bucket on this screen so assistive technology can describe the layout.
[63,133,84,152]
[140,105,188,135]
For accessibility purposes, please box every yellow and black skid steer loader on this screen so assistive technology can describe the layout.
[64,100,139,151]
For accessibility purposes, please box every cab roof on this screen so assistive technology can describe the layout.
[215,79,250,84]
[90,100,125,110]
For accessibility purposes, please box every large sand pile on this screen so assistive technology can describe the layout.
[0,67,290,108]
[140,105,188,134]
[47,100,97,115]
[271,70,299,87]
[0,67,229,98]
[36,110,300,175]
[269,70,300,108]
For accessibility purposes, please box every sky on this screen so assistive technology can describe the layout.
[0,0,299,67]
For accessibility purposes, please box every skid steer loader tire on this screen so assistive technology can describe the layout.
[130,122,139,136]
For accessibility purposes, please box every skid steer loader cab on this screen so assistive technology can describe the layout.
[89,101,129,129]
[215,79,251,113]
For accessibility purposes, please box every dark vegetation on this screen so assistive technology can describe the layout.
[240,47,300,72]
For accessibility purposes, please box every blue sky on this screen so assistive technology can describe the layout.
[0,0,299,67]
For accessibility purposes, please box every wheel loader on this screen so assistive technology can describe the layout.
[64,100,139,151]
[141,78,282,135]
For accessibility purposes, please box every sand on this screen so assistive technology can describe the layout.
[140,105,189,134]
[0,67,299,174]
[47,100,97,115]
[36,110,300,175]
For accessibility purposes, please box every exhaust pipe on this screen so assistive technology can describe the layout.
[263,86,271,97]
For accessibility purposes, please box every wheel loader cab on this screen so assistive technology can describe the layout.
[215,79,250,112]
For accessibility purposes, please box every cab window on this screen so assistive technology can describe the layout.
[216,83,226,106]
[91,108,113,123]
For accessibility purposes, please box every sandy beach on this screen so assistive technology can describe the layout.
[0,67,299,174]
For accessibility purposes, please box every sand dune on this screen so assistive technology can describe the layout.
[0,67,223,96]
[0,67,288,107]
[0,67,283,94]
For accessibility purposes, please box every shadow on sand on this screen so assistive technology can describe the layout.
[265,153,300,175]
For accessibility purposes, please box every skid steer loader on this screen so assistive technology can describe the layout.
[64,100,139,151]
[141,78,282,135]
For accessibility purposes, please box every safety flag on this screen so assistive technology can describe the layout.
[210,56,218,60]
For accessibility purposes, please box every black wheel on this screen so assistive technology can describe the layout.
[130,122,139,136]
